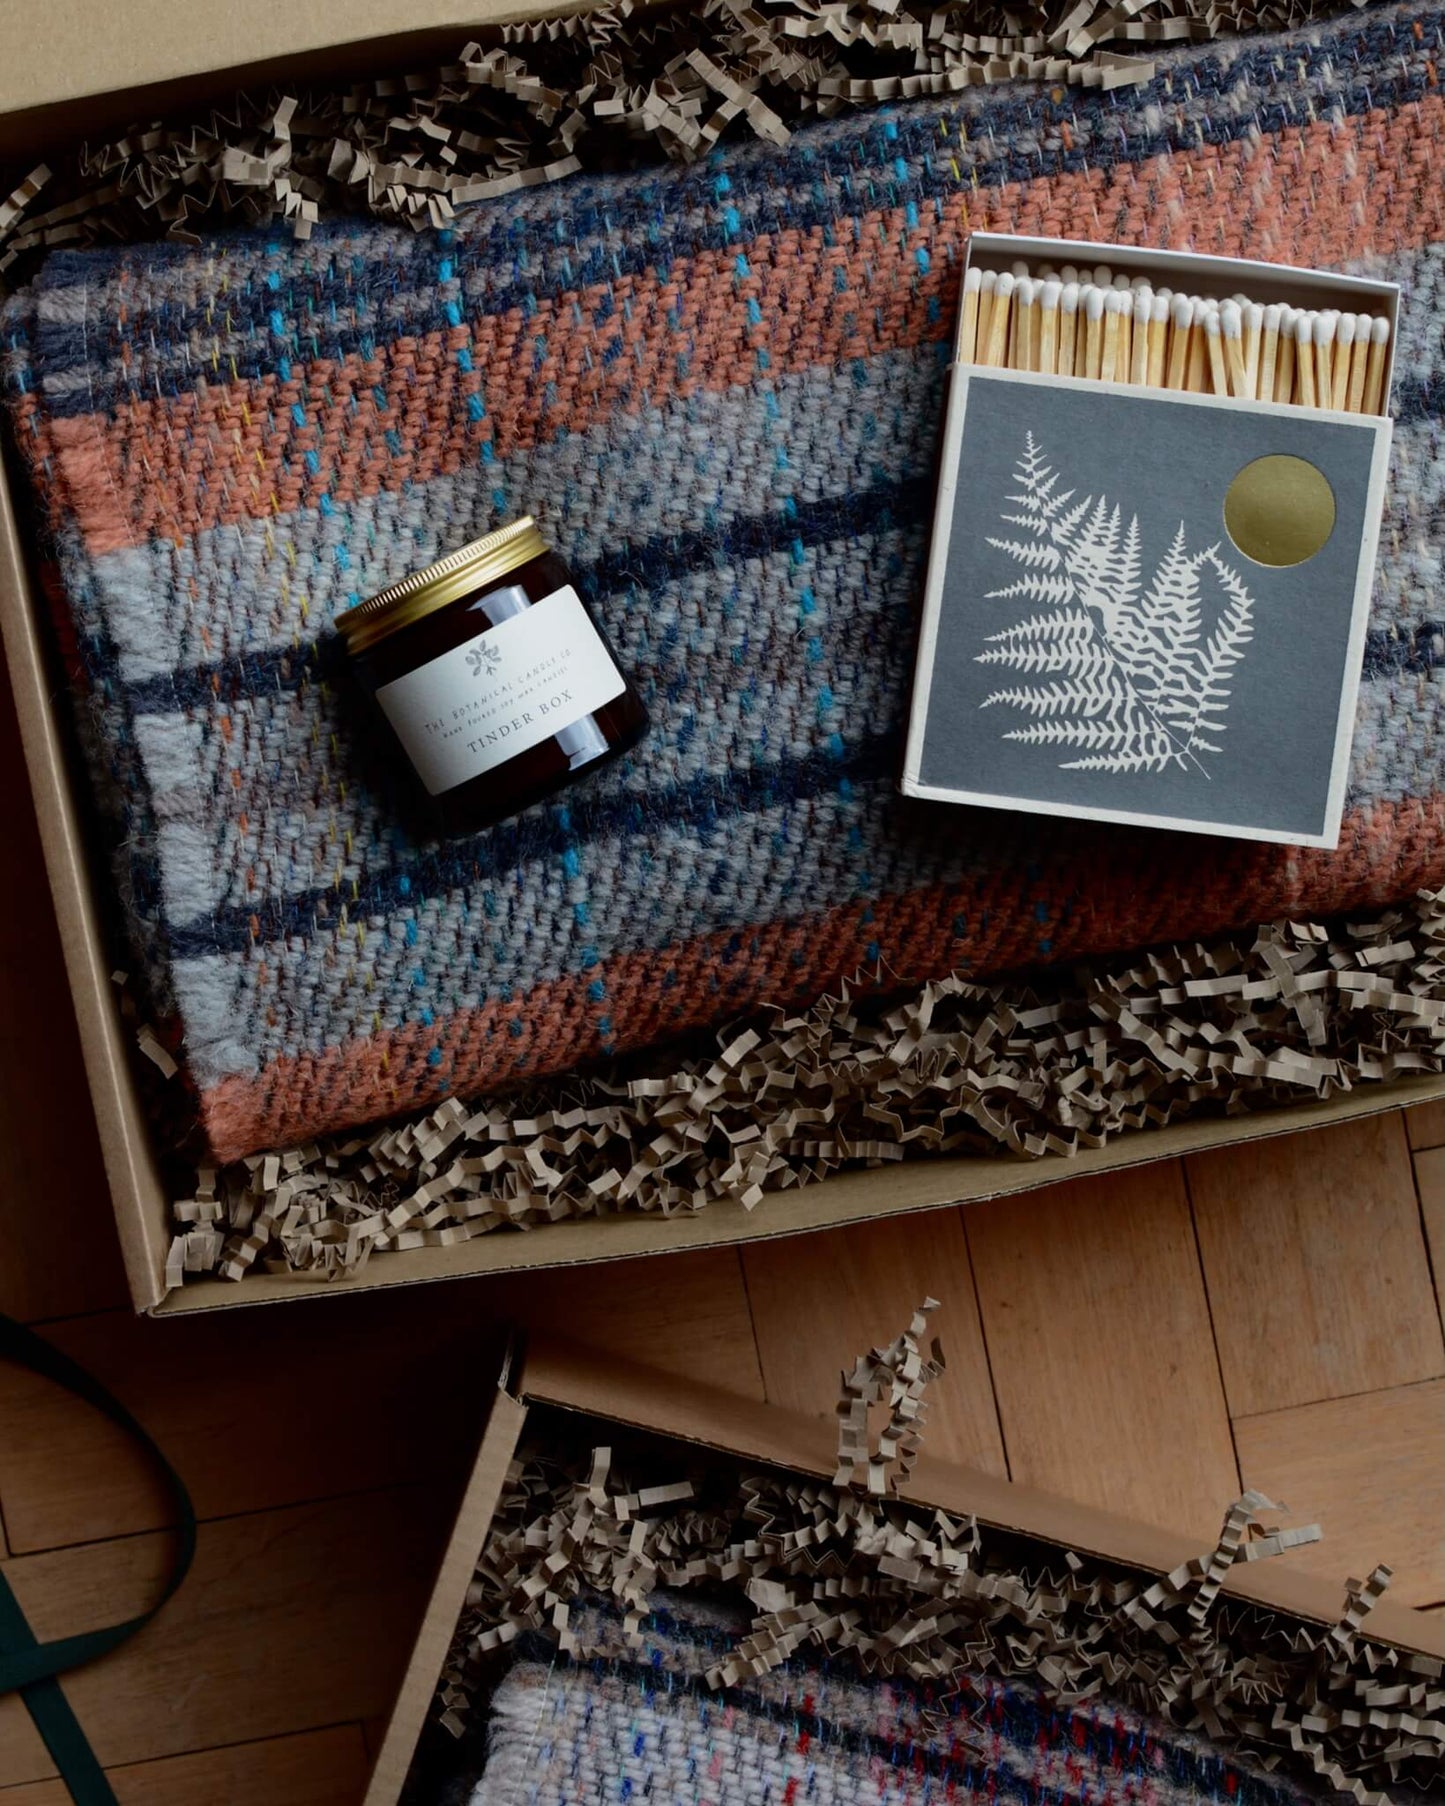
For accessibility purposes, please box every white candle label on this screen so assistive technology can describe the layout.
[374,585,626,795]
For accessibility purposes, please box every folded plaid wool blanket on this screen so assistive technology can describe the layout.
[459,1597,1323,1806]
[4,1,1444,1162]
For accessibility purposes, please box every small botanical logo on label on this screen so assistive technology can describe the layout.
[465,641,503,678]
[976,433,1256,777]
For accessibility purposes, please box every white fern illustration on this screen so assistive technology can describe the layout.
[974,434,1255,777]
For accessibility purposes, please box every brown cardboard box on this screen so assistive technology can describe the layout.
[3,6,1444,1315]
[362,1332,1445,1805]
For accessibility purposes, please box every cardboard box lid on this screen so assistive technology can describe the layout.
[514,1334,1445,1657]
[0,0,574,121]
[365,1330,1445,1804]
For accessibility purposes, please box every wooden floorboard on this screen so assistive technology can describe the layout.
[0,1727,370,1804]
[743,1213,1007,1475]
[1415,1145,1445,1336]
[1406,1100,1445,1153]
[0,1489,449,1786]
[502,1248,766,1399]
[0,986,127,1326]
[0,686,128,1327]
[1187,1115,1445,1416]
[1233,1380,1445,1609]
[0,1296,500,1553]
[963,1160,1240,1541]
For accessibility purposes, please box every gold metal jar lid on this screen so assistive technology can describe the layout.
[335,516,547,653]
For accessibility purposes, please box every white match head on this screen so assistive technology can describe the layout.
[1221,300,1242,338]
[1371,315,1391,343]
[1204,306,1222,337]
[1061,281,1079,313]
[963,266,982,294]
[1041,279,1062,309]
[1262,303,1282,331]
[1243,301,1263,332]
[1085,286,1105,321]
[995,271,1016,299]
[1113,273,1132,291]
[1170,293,1193,329]
[1133,289,1152,323]
[1336,312,1357,346]
[1313,311,1336,345]
[1150,293,1169,324]
[1104,288,1124,315]
[1060,264,1080,285]
[1294,309,1315,343]
[1011,259,1030,277]
[980,268,998,294]
[1230,292,1251,304]
[1037,263,1057,279]
[1353,311,1372,337]
[1093,264,1113,287]
[1155,286,1173,303]
[1015,276,1038,305]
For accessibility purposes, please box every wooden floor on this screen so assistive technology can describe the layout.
[1,685,1443,1802]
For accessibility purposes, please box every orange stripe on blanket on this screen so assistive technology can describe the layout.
[197,794,1445,1161]
[35,96,1445,559]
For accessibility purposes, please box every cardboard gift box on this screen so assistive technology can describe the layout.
[3,8,1444,1316]
[362,1331,1445,1805]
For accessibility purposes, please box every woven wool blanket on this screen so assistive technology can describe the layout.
[458,1597,1320,1806]
[4,3,1444,1163]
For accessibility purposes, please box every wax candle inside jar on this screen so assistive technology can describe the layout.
[337,516,649,837]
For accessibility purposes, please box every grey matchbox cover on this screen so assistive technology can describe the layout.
[911,372,1384,844]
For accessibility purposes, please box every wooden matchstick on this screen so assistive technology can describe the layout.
[1147,292,1168,388]
[1274,306,1297,404]
[1165,294,1193,389]
[1312,310,1337,409]
[1345,311,1371,412]
[1258,303,1280,404]
[1028,278,1045,370]
[982,270,1014,367]
[1114,276,1133,378]
[1331,311,1356,410]
[1241,301,1263,400]
[1038,278,1061,375]
[1058,281,1079,377]
[1083,284,1105,380]
[1100,288,1123,383]
[1130,288,1151,385]
[1221,300,1249,398]
[1204,304,1229,396]
[958,266,982,362]
[1295,310,1318,407]
[1186,300,1210,392]
[975,269,997,367]
[1011,276,1038,370]
[1362,314,1390,414]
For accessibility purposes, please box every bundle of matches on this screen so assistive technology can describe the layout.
[958,260,1392,415]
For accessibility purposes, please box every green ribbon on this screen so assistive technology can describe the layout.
[0,1311,196,1804]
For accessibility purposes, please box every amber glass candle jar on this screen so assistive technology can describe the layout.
[337,517,648,836]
